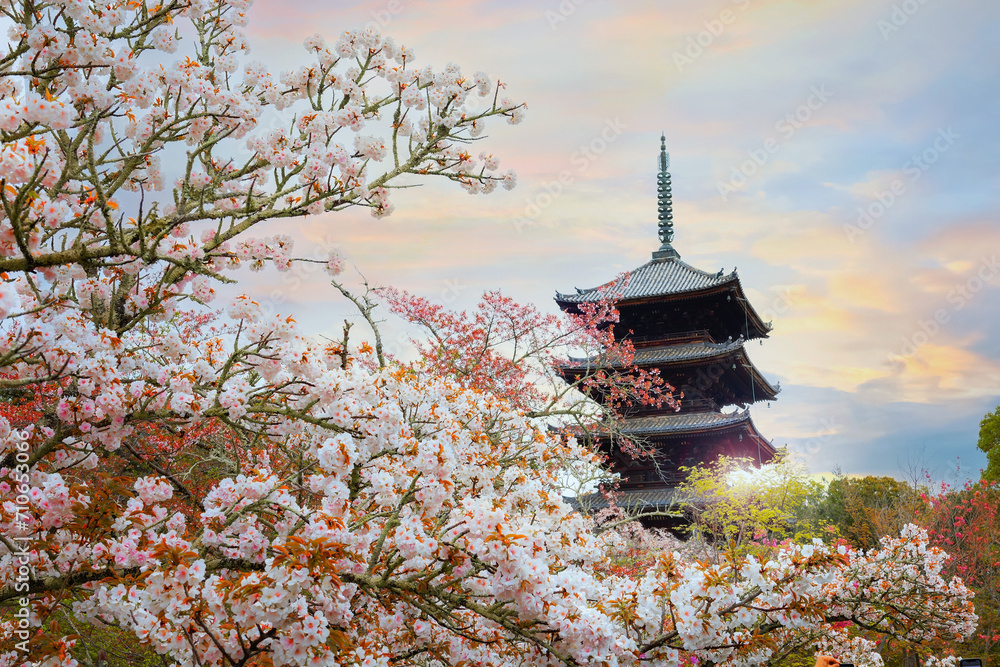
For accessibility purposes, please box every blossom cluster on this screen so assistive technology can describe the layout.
[0,0,524,346]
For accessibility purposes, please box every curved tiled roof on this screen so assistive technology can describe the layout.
[632,342,782,398]
[633,339,742,364]
[563,339,741,368]
[555,257,735,304]
[566,488,684,513]
[618,410,752,435]
[561,340,781,401]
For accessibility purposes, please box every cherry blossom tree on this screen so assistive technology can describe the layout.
[0,0,981,665]
[921,479,1000,661]
[377,286,676,433]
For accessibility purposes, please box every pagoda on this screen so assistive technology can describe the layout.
[556,136,779,527]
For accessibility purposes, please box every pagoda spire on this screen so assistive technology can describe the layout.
[653,134,679,260]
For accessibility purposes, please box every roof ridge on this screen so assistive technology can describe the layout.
[660,256,730,279]
[556,256,737,304]
[624,409,750,424]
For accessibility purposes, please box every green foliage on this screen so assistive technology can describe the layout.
[0,385,31,404]
[678,456,833,561]
[71,622,169,667]
[819,474,923,550]
[978,405,1000,482]
[39,607,169,667]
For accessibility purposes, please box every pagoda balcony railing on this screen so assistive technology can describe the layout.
[621,396,721,417]
[678,397,722,412]
[619,470,688,487]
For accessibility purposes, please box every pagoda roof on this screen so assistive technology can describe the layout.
[555,256,736,305]
[561,339,781,403]
[555,255,773,340]
[633,338,742,363]
[606,410,777,459]
[565,338,742,368]
[635,341,781,400]
[562,339,736,369]
[617,409,754,435]
[566,409,762,439]
[566,487,683,514]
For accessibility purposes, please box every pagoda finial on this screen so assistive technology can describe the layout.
[653,133,679,260]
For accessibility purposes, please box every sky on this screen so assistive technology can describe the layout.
[236,0,1000,482]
